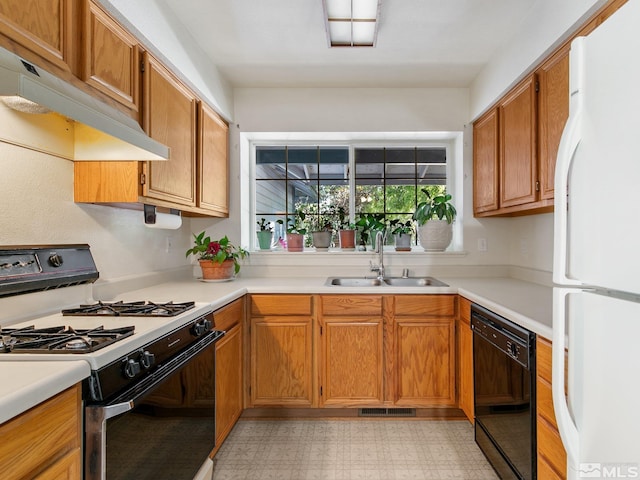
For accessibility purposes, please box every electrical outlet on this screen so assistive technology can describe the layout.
[477,238,487,252]
[165,236,173,253]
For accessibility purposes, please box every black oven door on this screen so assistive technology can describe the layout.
[85,331,219,480]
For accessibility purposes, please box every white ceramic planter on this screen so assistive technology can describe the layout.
[417,220,453,251]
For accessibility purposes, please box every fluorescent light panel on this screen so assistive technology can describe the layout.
[324,0,380,47]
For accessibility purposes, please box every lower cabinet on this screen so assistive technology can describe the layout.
[457,296,474,422]
[393,295,456,407]
[537,336,568,479]
[249,295,314,407]
[0,384,82,480]
[214,298,244,452]
[320,296,384,406]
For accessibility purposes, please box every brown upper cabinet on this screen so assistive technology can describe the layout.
[473,0,626,217]
[81,0,141,119]
[0,0,74,74]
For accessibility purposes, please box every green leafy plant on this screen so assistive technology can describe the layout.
[355,212,386,245]
[285,210,307,235]
[389,219,414,236]
[186,232,249,274]
[336,206,355,230]
[256,218,272,232]
[412,189,457,225]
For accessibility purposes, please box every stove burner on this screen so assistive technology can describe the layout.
[0,325,135,353]
[61,301,195,317]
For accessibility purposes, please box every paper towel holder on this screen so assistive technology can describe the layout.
[144,204,182,229]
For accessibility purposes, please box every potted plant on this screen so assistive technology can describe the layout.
[309,213,333,251]
[336,206,356,250]
[256,218,273,251]
[389,219,414,251]
[412,189,457,251]
[355,213,386,251]
[285,210,307,252]
[186,231,249,280]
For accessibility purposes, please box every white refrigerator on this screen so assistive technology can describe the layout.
[553,1,640,479]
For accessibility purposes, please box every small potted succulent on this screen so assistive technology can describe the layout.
[284,210,307,252]
[389,219,414,251]
[256,218,273,251]
[186,231,249,280]
[412,189,457,251]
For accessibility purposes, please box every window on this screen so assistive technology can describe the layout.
[243,132,462,251]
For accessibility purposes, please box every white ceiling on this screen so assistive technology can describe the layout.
[159,0,536,88]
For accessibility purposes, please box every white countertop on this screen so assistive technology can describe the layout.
[1,274,552,424]
[0,361,89,424]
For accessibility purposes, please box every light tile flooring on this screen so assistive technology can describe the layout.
[212,419,499,479]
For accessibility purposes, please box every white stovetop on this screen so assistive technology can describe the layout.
[0,274,553,424]
[0,302,213,370]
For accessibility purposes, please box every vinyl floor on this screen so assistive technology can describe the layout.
[212,419,499,479]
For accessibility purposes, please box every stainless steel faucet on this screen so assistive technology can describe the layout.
[370,230,385,280]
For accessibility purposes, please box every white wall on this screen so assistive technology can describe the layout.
[470,0,606,119]
[0,137,193,283]
[100,0,234,120]
[192,87,515,275]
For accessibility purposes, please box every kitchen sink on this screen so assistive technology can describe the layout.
[325,276,448,287]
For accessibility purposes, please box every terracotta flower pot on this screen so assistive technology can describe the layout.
[199,259,235,280]
[338,229,356,250]
[286,233,304,252]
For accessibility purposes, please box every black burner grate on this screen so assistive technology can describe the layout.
[61,301,195,317]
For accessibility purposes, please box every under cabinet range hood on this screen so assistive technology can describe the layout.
[0,46,169,161]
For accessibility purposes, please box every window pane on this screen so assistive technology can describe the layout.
[256,180,286,213]
[385,148,414,163]
[256,146,285,180]
[417,148,446,164]
[356,185,383,213]
[385,185,416,213]
[417,164,446,184]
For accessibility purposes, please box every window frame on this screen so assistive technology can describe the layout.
[241,132,463,252]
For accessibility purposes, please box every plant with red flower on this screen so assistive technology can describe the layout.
[186,232,249,274]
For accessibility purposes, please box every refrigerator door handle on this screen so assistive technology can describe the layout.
[552,288,579,477]
[553,37,585,286]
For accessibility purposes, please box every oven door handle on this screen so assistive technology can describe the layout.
[85,401,133,480]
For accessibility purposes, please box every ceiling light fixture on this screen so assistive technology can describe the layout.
[323,0,380,47]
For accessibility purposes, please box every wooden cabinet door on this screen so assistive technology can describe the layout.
[142,53,197,207]
[250,316,314,407]
[537,46,569,201]
[198,102,229,216]
[0,0,73,72]
[0,385,81,480]
[457,297,474,422]
[215,323,243,448]
[395,318,455,406]
[321,317,384,406]
[499,74,538,208]
[81,0,140,118]
[393,296,456,407]
[473,108,500,214]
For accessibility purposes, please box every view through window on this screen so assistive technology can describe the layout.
[254,145,448,249]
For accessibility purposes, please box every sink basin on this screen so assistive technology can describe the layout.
[326,277,383,287]
[382,277,448,287]
[325,276,448,287]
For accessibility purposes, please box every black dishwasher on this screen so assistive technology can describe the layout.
[471,303,536,479]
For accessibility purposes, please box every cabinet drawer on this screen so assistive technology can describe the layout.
[537,416,567,477]
[214,298,244,331]
[394,295,455,317]
[321,295,382,316]
[250,295,312,316]
[459,296,471,325]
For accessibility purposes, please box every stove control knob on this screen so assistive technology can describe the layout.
[139,350,155,369]
[192,319,212,337]
[123,358,141,378]
[48,253,64,267]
